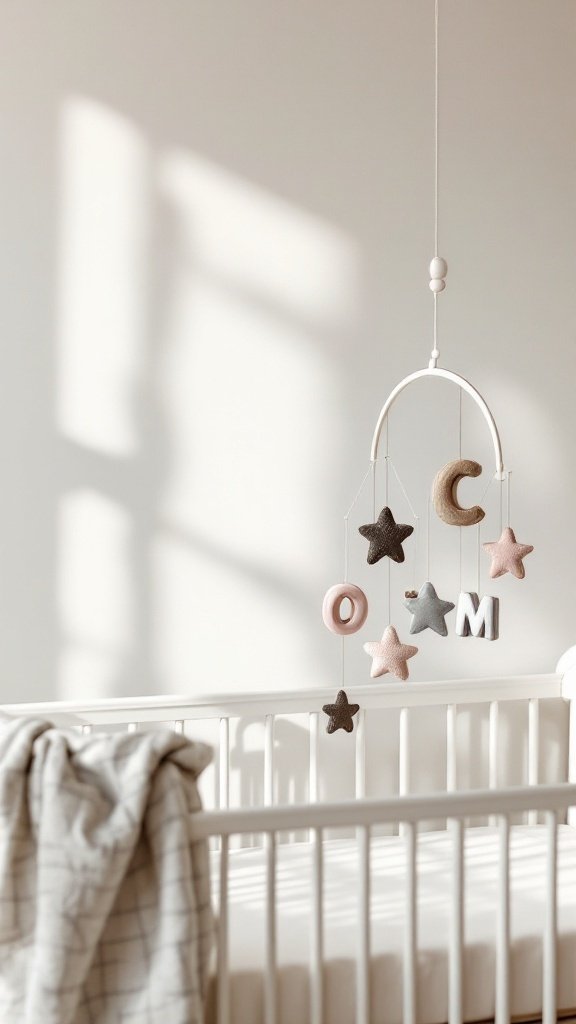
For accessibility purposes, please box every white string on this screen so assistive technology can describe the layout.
[458,387,462,593]
[434,0,439,257]
[430,0,441,367]
[341,462,373,690]
[387,457,419,521]
[343,463,373,580]
[343,518,349,582]
[426,494,431,581]
[385,456,420,593]
[345,463,373,521]
[476,523,481,594]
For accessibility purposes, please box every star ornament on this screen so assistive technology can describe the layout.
[363,625,418,681]
[483,527,534,580]
[404,581,455,636]
[322,690,360,734]
[358,506,414,565]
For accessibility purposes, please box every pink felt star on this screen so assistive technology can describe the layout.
[483,526,534,580]
[363,625,418,681]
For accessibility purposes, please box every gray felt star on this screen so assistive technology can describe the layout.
[322,690,360,734]
[404,581,455,636]
[359,506,414,565]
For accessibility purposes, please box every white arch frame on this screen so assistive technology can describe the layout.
[370,366,505,479]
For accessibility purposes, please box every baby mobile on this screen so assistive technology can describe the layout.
[321,0,533,733]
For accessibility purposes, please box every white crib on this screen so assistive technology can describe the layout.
[5,651,576,1024]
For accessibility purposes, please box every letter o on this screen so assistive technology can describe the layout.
[322,583,369,636]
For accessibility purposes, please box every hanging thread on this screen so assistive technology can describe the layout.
[426,493,431,581]
[343,463,373,581]
[428,0,447,368]
[458,388,463,592]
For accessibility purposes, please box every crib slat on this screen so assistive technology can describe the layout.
[309,713,320,844]
[357,824,371,1024]
[496,814,510,1024]
[309,712,319,803]
[219,718,230,809]
[399,708,410,838]
[264,831,277,1024]
[264,715,275,807]
[355,708,366,798]
[543,810,558,1024]
[528,698,540,825]
[489,701,499,788]
[449,818,464,1024]
[311,826,324,1024]
[399,708,410,797]
[404,820,417,1024]
[446,704,457,792]
[217,835,230,1024]
[489,702,499,827]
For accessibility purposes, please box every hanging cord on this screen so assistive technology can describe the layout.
[386,455,420,605]
[341,460,373,689]
[343,463,373,581]
[458,389,463,592]
[428,0,446,368]
[434,0,439,258]
[385,427,391,622]
[426,493,431,582]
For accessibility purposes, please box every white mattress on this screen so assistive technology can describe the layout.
[206,824,576,1024]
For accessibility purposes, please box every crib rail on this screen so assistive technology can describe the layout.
[191,781,576,837]
[2,672,565,821]
[1,673,561,724]
[196,782,576,1024]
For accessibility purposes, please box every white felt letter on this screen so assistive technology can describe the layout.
[455,592,499,641]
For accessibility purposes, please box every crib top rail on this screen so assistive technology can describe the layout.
[0,672,562,726]
[189,781,576,839]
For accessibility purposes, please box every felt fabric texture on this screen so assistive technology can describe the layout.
[322,690,360,734]
[483,526,534,579]
[363,625,418,681]
[404,582,455,636]
[432,459,485,527]
[322,583,368,636]
[358,507,414,565]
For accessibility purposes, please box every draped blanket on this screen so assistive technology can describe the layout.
[0,715,213,1024]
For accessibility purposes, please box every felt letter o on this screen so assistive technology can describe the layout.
[322,583,369,636]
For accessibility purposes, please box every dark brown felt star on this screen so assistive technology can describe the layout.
[322,690,360,735]
[359,506,414,565]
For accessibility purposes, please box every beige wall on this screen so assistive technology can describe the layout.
[0,1,574,701]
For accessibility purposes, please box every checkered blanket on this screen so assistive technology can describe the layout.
[0,715,213,1024]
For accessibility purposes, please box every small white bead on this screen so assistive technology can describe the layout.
[429,278,446,293]
[429,256,448,279]
[431,348,440,360]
